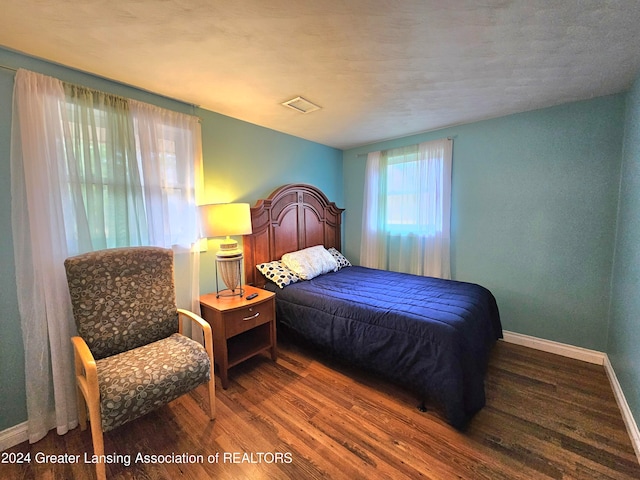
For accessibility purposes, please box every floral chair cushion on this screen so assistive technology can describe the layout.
[97,333,210,432]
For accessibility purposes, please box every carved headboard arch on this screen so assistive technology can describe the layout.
[243,184,344,288]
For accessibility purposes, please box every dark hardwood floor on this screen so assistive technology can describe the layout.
[4,337,640,479]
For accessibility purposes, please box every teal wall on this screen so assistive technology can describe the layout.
[0,62,26,435]
[343,96,625,351]
[609,72,640,428]
[0,47,341,432]
[197,110,342,293]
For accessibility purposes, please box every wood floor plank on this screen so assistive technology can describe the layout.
[3,338,639,479]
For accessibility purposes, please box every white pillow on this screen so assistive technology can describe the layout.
[281,245,338,280]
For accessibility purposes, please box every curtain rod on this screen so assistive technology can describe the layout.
[0,63,201,118]
[355,136,455,157]
[0,64,200,111]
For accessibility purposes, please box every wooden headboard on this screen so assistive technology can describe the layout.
[243,184,344,288]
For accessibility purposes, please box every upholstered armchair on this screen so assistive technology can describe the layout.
[65,247,215,480]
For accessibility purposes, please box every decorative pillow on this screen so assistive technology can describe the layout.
[281,245,338,280]
[327,247,352,270]
[256,261,301,288]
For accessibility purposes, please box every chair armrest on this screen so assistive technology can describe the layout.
[71,336,100,408]
[177,308,214,359]
[177,308,210,335]
[177,308,216,420]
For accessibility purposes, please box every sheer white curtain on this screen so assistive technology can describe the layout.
[11,69,78,443]
[10,69,202,443]
[130,100,202,313]
[360,138,452,279]
[62,83,146,252]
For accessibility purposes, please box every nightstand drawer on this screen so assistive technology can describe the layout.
[225,301,272,337]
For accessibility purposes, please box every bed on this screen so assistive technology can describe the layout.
[243,183,502,429]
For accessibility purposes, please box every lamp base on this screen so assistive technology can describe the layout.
[216,288,245,298]
[215,253,244,298]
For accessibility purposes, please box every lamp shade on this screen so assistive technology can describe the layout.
[200,203,252,239]
[200,203,252,297]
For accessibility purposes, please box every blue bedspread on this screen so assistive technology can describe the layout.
[267,266,502,429]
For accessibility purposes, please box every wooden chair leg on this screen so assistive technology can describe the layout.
[85,382,106,480]
[87,402,106,480]
[207,374,216,420]
[71,337,105,479]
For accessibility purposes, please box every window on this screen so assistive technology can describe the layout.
[385,148,442,235]
[360,138,452,278]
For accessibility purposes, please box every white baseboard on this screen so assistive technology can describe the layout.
[502,330,640,464]
[0,412,75,453]
[502,330,606,364]
[0,421,28,452]
[603,355,640,462]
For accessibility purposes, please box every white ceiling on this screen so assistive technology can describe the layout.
[2,1,640,149]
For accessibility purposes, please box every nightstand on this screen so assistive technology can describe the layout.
[199,285,277,389]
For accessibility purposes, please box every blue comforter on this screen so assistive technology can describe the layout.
[266,266,502,429]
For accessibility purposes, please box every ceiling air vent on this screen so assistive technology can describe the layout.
[281,96,321,114]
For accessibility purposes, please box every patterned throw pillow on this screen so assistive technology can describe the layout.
[327,247,352,270]
[256,260,301,288]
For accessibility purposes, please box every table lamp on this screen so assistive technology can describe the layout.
[200,203,252,297]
